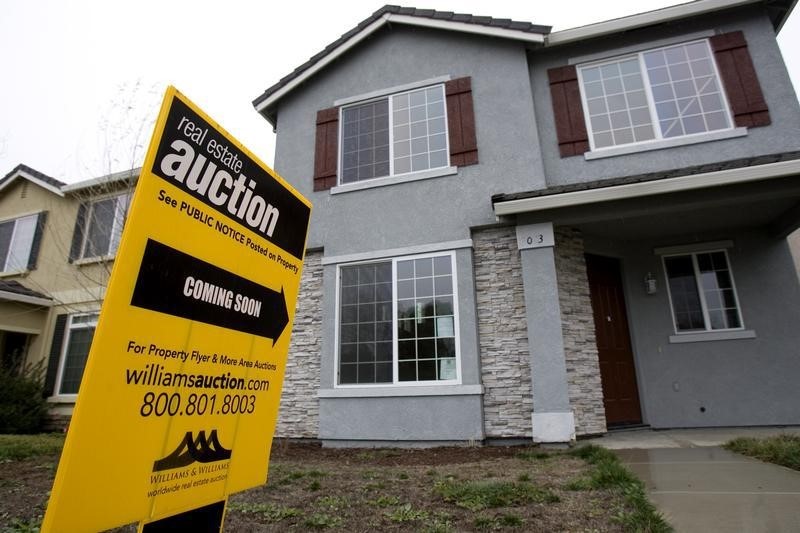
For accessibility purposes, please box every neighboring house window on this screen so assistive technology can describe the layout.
[338,252,459,385]
[80,193,131,259]
[339,85,449,184]
[55,313,98,395]
[663,250,742,333]
[578,39,732,150]
[0,214,37,272]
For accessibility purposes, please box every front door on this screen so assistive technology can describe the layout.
[585,254,642,426]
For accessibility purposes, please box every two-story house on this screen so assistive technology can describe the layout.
[253,0,800,445]
[0,164,134,428]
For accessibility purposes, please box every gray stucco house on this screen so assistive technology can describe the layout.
[253,0,800,445]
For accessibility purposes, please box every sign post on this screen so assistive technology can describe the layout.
[41,86,311,532]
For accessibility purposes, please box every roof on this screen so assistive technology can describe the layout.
[0,280,52,307]
[0,164,66,197]
[252,5,551,123]
[546,0,796,46]
[253,0,796,124]
[492,151,800,215]
[61,167,140,193]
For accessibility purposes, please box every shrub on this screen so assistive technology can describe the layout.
[0,362,48,434]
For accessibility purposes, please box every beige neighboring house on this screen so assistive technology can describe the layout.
[0,164,135,429]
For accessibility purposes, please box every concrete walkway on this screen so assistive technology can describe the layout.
[587,428,800,532]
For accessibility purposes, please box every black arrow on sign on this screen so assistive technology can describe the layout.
[131,239,290,342]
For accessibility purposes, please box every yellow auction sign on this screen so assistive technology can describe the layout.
[42,86,311,532]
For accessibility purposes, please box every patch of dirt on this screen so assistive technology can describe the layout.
[0,442,629,532]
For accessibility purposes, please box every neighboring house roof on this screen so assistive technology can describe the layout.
[61,167,140,194]
[252,5,551,123]
[0,164,66,197]
[493,151,800,215]
[0,280,53,307]
[252,0,796,125]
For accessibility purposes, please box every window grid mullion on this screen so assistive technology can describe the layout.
[691,253,713,332]
[721,250,745,330]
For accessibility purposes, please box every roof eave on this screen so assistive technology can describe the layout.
[62,167,140,193]
[0,169,65,197]
[546,0,777,47]
[493,158,800,216]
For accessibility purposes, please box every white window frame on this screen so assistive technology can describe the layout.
[52,312,99,399]
[79,192,131,260]
[334,250,462,388]
[0,213,38,274]
[336,83,450,186]
[662,249,745,335]
[577,38,737,155]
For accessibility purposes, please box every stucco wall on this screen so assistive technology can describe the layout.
[272,24,545,255]
[275,250,323,438]
[529,5,800,188]
[585,229,800,428]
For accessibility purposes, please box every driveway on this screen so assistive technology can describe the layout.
[587,427,800,532]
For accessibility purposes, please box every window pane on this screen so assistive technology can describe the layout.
[0,221,13,270]
[696,252,741,330]
[83,198,115,258]
[664,255,705,331]
[647,41,730,136]
[398,254,456,382]
[339,262,392,383]
[59,326,95,394]
[3,215,37,271]
[581,59,652,149]
[340,99,390,183]
[392,86,448,174]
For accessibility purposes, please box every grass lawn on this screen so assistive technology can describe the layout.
[0,435,671,532]
[725,434,800,471]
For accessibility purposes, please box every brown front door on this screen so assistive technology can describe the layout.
[585,254,642,426]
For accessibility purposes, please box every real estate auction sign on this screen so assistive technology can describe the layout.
[42,86,311,532]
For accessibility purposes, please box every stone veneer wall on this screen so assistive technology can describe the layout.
[275,250,322,438]
[554,228,607,436]
[473,227,533,438]
[473,226,606,438]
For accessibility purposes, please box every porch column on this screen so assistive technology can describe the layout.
[516,223,575,443]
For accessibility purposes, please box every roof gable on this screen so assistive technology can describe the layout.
[252,5,550,124]
[0,164,65,197]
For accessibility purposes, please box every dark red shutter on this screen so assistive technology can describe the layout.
[710,31,770,128]
[548,65,589,157]
[313,107,338,191]
[445,77,478,167]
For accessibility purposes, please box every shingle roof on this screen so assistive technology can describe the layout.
[252,5,550,111]
[492,151,800,204]
[0,280,51,302]
[0,164,65,190]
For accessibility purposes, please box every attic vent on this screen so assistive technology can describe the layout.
[20,181,29,199]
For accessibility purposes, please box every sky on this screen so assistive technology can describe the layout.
[1,0,798,184]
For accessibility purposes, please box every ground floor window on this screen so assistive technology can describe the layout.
[337,252,459,385]
[55,313,98,395]
[663,250,742,332]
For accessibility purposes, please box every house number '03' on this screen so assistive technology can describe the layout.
[516,223,554,250]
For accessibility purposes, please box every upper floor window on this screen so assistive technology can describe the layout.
[663,250,743,333]
[339,85,449,184]
[0,214,38,273]
[578,40,732,150]
[337,252,459,385]
[79,193,131,260]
